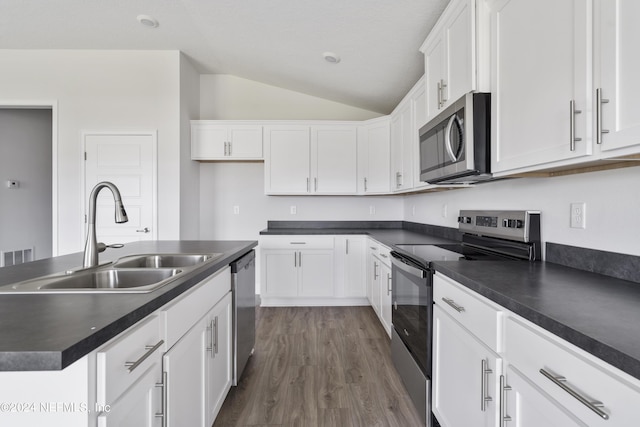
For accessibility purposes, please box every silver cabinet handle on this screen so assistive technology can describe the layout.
[228,141,232,156]
[155,371,167,426]
[346,239,349,255]
[380,253,388,259]
[213,316,219,355]
[125,340,164,372]
[539,368,610,420]
[500,375,512,426]
[437,81,442,109]
[481,359,493,411]
[314,177,318,192]
[364,177,368,192]
[306,177,310,193]
[373,261,379,280]
[596,88,610,145]
[290,242,307,244]
[386,273,392,295]
[440,79,448,105]
[294,252,297,267]
[136,227,150,233]
[298,251,302,267]
[370,246,377,250]
[442,297,465,313]
[569,100,582,151]
[395,172,402,188]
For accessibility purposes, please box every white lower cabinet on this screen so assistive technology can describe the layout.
[334,236,367,299]
[379,261,392,336]
[433,272,640,427]
[164,292,232,427]
[365,238,392,336]
[432,274,501,427]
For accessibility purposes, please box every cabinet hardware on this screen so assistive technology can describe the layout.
[314,177,318,192]
[539,368,609,420]
[440,79,448,105]
[125,339,164,373]
[386,273,392,295]
[346,239,349,255]
[298,251,302,267]
[364,177,368,192]
[370,246,377,250]
[442,297,465,313]
[227,141,232,156]
[481,359,493,411]
[206,320,214,357]
[213,316,219,355]
[373,261,379,280]
[569,100,582,151]
[437,81,442,109]
[500,375,512,426]
[136,227,150,233]
[306,177,310,192]
[596,88,610,145]
[155,371,167,427]
[396,172,402,188]
[290,242,307,244]
[380,253,388,259]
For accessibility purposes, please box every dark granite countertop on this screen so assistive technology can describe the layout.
[0,240,257,371]
[432,260,640,381]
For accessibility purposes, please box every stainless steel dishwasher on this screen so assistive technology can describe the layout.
[230,250,256,386]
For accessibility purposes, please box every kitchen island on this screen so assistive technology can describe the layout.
[0,240,257,371]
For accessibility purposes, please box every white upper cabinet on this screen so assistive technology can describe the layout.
[490,0,592,174]
[311,125,358,194]
[264,126,311,194]
[357,118,391,194]
[595,0,640,156]
[391,100,414,191]
[421,0,484,122]
[191,121,263,160]
[264,123,358,195]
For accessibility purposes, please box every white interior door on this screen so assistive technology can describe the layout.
[84,131,157,245]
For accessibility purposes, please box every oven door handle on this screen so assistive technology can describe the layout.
[391,255,427,279]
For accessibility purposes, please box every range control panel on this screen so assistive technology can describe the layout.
[457,210,541,243]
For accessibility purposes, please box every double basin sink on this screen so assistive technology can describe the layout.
[0,253,223,294]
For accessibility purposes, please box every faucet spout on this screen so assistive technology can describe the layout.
[83,181,129,268]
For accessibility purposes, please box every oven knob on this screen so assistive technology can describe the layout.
[503,219,524,228]
[458,216,472,224]
[502,219,509,227]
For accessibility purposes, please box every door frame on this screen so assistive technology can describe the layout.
[82,130,158,242]
[0,100,59,256]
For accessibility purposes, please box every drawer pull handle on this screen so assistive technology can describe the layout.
[500,375,512,426]
[481,359,493,411]
[155,371,167,426]
[442,297,465,313]
[539,368,609,420]
[380,253,388,258]
[125,340,164,373]
[290,242,307,245]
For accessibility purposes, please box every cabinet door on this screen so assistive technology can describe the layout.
[371,258,382,315]
[342,237,366,297]
[379,262,393,337]
[205,293,232,427]
[298,250,334,297]
[228,126,263,159]
[432,306,499,427]
[390,102,413,191]
[490,0,591,173]
[264,126,310,194]
[164,319,207,427]
[191,124,227,159]
[502,366,585,427]
[445,0,475,105]
[97,366,162,427]
[424,32,446,121]
[358,120,391,194]
[597,0,640,155]
[311,126,358,194]
[262,250,298,297]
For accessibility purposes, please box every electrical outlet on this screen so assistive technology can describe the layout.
[233,205,240,215]
[369,206,376,215]
[290,206,297,215]
[570,202,586,229]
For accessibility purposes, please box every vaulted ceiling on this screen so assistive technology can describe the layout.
[0,0,449,114]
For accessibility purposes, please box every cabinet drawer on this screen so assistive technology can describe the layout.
[433,273,502,351]
[506,316,640,426]
[97,314,162,405]
[260,236,334,249]
[161,266,231,348]
[376,243,392,268]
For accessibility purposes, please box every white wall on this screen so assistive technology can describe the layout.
[200,75,383,121]
[0,109,52,260]
[199,162,401,240]
[0,50,182,255]
[403,166,640,257]
[179,54,201,239]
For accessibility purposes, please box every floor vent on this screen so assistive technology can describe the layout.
[1,248,34,267]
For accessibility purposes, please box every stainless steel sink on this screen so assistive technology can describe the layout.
[3,268,182,294]
[0,252,223,294]
[112,253,221,269]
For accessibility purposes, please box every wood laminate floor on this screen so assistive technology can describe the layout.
[213,306,424,427]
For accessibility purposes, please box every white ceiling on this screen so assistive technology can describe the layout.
[0,0,449,114]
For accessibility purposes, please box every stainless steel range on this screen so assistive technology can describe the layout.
[390,210,541,427]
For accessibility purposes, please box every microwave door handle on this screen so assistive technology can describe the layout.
[444,115,461,162]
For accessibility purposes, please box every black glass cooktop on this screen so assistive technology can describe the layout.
[393,243,514,269]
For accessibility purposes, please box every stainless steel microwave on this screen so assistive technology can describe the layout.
[419,92,491,184]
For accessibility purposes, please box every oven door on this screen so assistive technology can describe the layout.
[390,253,433,376]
